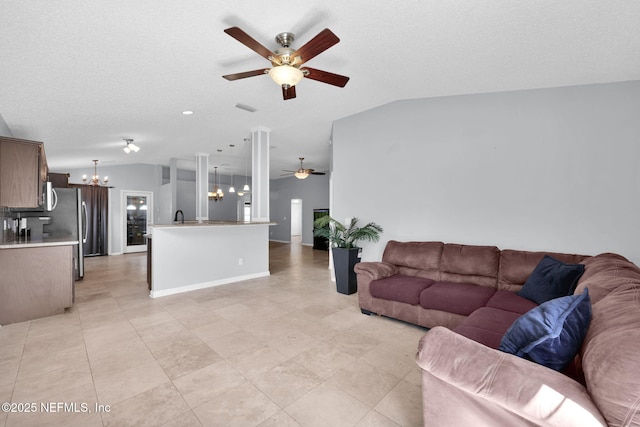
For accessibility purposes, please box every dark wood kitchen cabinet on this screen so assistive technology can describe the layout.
[0,244,75,324]
[0,136,48,208]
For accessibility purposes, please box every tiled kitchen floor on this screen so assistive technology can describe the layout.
[0,240,426,426]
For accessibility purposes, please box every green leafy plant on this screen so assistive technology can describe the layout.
[313,216,383,249]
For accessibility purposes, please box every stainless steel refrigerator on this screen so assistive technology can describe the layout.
[43,187,86,279]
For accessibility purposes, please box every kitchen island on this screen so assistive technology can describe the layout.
[0,234,77,325]
[147,221,275,298]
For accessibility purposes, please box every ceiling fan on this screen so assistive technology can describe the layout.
[222,26,350,100]
[281,158,326,179]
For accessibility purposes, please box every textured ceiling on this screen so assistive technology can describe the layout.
[2,0,640,178]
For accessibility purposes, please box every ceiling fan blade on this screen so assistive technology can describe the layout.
[222,69,268,81]
[293,28,340,64]
[282,170,297,173]
[282,85,296,100]
[302,67,350,87]
[224,27,274,60]
[311,172,326,175]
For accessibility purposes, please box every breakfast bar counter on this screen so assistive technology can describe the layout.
[147,221,275,298]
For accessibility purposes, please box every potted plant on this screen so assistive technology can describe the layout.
[313,216,383,294]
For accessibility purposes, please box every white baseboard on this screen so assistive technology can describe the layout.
[149,271,270,298]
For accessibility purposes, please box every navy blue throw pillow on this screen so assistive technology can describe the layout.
[498,288,591,371]
[517,255,585,304]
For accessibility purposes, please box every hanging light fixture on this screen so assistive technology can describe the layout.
[82,160,109,186]
[123,138,140,153]
[227,144,236,193]
[208,166,224,202]
[229,173,236,193]
[269,65,304,88]
[243,137,250,192]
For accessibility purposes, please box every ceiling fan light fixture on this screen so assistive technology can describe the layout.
[294,171,309,179]
[268,65,303,88]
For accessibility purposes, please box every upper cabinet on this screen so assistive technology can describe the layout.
[0,137,48,208]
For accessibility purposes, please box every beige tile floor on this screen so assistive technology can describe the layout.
[0,239,426,427]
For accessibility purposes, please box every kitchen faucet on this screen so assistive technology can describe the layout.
[174,210,184,223]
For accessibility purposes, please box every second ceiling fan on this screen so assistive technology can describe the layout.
[222,26,350,100]
[282,158,326,179]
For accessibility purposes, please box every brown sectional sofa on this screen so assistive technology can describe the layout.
[354,240,640,426]
[355,241,585,344]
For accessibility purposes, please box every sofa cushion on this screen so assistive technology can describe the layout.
[419,282,496,316]
[440,243,500,288]
[454,307,522,349]
[485,290,538,315]
[499,288,592,371]
[497,250,585,291]
[517,255,585,304]
[370,274,435,305]
[381,240,443,272]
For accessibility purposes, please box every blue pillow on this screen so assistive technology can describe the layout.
[498,288,591,371]
[517,255,585,304]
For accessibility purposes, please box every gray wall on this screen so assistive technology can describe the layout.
[331,80,640,264]
[0,114,13,137]
[175,172,251,222]
[61,163,162,254]
[270,174,330,245]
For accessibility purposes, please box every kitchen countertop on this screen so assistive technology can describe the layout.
[0,233,79,249]
[150,220,276,229]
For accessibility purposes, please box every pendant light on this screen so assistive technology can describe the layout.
[227,144,236,193]
[243,137,250,192]
[229,173,236,193]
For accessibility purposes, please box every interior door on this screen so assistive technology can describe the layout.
[123,190,153,253]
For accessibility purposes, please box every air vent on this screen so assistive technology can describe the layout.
[234,103,257,113]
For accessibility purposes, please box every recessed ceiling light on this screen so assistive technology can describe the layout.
[182,110,194,115]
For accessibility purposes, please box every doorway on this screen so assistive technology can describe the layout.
[291,198,302,243]
[122,190,153,253]
[238,200,251,222]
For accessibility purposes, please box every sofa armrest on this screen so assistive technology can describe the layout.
[416,327,606,427]
[354,261,398,281]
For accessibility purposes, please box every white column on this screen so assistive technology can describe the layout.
[195,152,209,221]
[250,126,271,221]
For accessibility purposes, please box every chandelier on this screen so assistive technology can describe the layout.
[208,166,224,202]
[82,160,109,186]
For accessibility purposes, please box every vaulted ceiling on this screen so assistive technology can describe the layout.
[2,1,639,178]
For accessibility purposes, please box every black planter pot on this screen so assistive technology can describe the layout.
[332,247,361,295]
